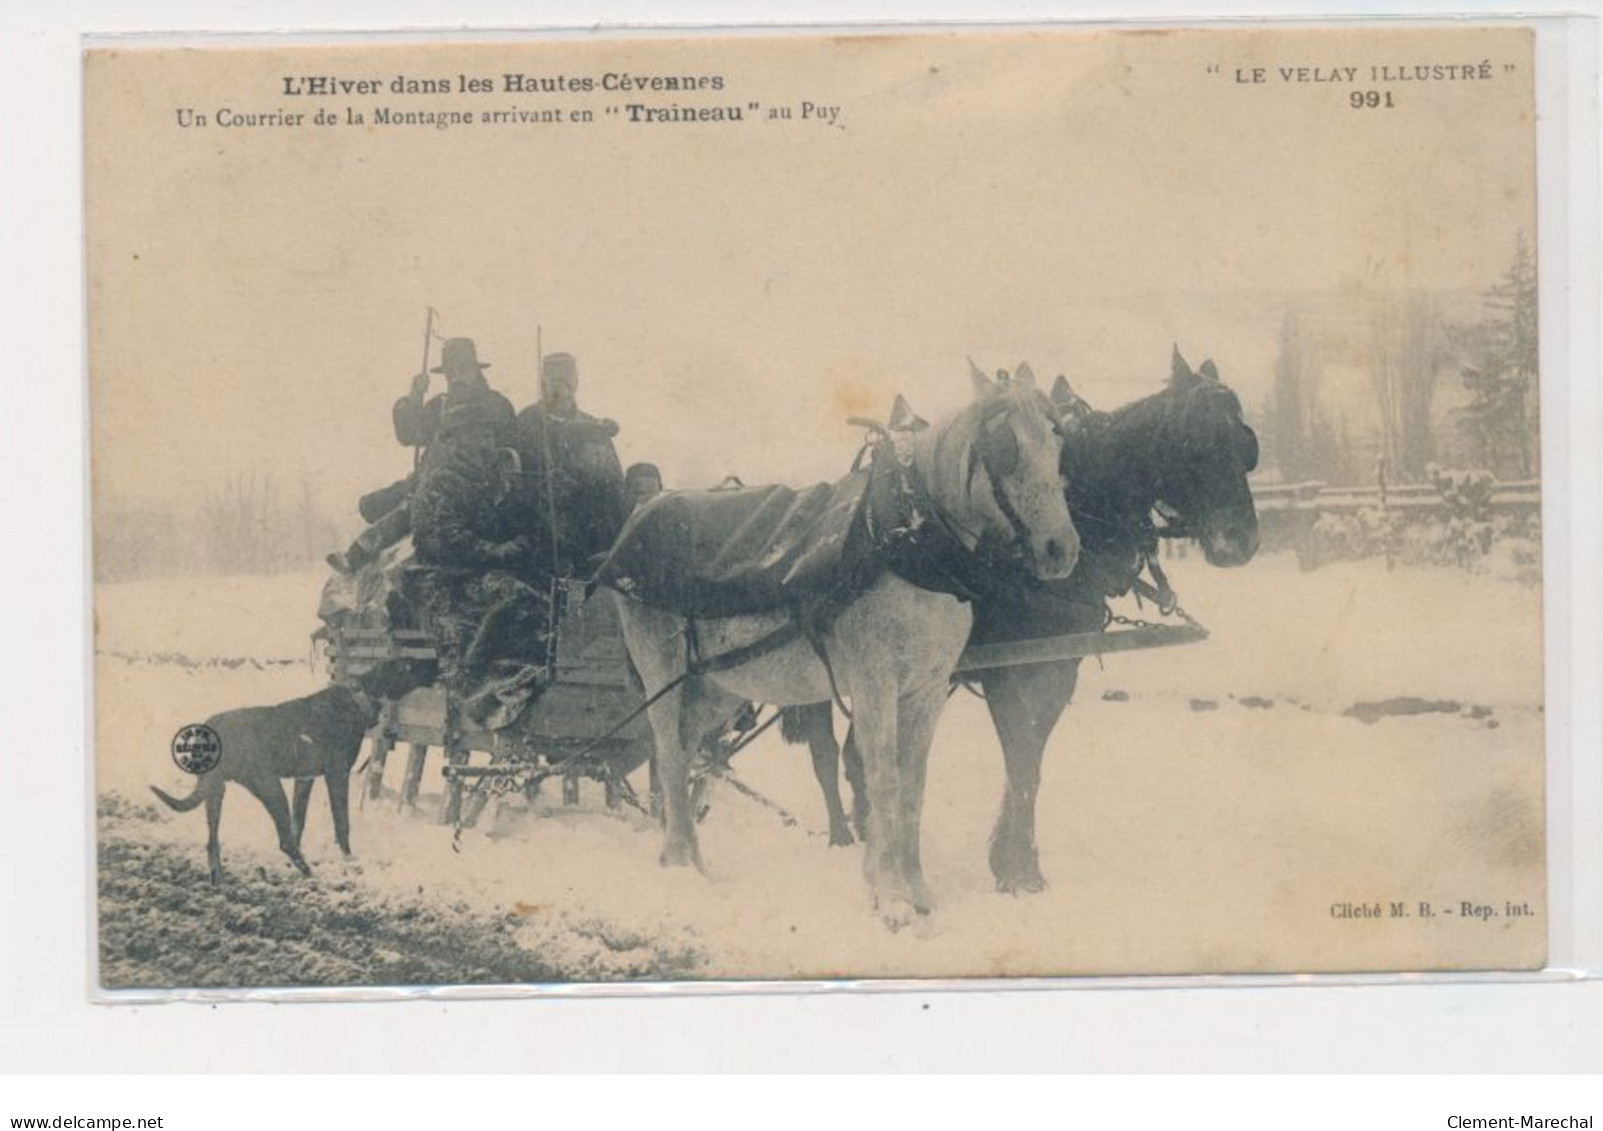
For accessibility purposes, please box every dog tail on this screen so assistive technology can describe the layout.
[150,782,204,813]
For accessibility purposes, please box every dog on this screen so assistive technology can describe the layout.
[150,662,431,883]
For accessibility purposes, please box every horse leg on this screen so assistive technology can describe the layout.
[801,707,854,847]
[840,724,868,841]
[983,660,1075,894]
[614,602,703,870]
[652,687,701,869]
[844,670,914,919]
[893,679,950,914]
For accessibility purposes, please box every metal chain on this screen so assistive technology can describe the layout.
[1112,551,1206,634]
[1109,599,1203,633]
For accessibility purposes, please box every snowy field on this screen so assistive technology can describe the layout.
[93,551,1546,986]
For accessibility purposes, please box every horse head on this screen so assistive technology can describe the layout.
[1150,348,1260,567]
[915,361,1078,580]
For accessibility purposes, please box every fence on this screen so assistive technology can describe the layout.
[1251,478,1541,564]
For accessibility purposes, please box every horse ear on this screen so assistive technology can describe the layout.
[1170,344,1194,385]
[1012,362,1036,388]
[968,357,995,397]
[888,394,928,433]
[1050,374,1084,416]
[1199,359,1219,381]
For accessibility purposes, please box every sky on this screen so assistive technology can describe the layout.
[86,26,1535,517]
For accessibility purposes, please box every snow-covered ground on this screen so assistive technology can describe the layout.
[94,551,1546,984]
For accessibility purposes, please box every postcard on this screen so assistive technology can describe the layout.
[87,24,1544,989]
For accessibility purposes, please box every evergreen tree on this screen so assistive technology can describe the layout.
[1460,233,1539,477]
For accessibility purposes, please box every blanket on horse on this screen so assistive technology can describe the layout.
[594,466,894,620]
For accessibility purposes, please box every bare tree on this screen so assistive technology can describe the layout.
[1366,291,1447,482]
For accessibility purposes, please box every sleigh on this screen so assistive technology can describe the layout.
[325,579,654,826]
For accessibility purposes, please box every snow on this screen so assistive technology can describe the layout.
[93,551,1546,983]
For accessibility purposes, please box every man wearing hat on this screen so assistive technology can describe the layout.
[409,441,553,728]
[395,336,517,460]
[326,338,516,575]
[512,353,614,460]
[624,462,664,512]
[515,352,629,570]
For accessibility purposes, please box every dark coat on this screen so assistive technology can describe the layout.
[394,381,517,454]
[410,445,538,573]
[514,407,629,567]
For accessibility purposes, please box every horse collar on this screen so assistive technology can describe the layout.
[891,455,1023,603]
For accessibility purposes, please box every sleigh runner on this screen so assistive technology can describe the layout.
[324,578,654,824]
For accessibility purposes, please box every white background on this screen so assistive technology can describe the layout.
[2,0,1601,1099]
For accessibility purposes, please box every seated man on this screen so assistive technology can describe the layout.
[328,337,517,575]
[396,337,518,463]
[408,421,553,728]
[516,352,629,572]
[624,462,664,512]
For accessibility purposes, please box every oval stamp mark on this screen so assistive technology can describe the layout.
[171,723,222,775]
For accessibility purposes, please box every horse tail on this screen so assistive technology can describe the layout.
[150,782,204,813]
[779,702,832,747]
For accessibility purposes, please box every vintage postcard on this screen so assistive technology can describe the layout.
[87,24,1546,990]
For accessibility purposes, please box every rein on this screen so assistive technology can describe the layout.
[892,452,1033,603]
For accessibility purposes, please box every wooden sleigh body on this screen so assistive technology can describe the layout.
[326,580,653,824]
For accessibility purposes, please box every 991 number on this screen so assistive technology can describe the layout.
[1350,90,1395,109]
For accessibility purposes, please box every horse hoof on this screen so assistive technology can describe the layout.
[873,896,921,932]
[828,826,856,848]
[995,873,1048,895]
[659,843,703,871]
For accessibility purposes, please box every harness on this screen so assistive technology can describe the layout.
[662,425,1042,721]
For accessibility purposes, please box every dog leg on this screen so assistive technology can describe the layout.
[204,781,226,884]
[291,779,315,848]
[245,776,313,877]
[326,767,353,858]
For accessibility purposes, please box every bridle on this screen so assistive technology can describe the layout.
[957,392,1066,567]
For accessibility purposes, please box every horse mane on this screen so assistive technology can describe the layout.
[1070,376,1243,487]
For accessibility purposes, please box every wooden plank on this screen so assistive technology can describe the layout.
[399,743,428,810]
[955,625,1209,672]
[342,646,439,661]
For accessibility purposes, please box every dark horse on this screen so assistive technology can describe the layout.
[785,348,1261,892]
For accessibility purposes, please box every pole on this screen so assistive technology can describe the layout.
[412,306,437,473]
[535,324,562,579]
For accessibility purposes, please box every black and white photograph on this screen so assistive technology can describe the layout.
[86,24,1548,989]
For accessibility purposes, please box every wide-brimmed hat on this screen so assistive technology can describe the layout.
[431,337,491,374]
[541,352,578,385]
